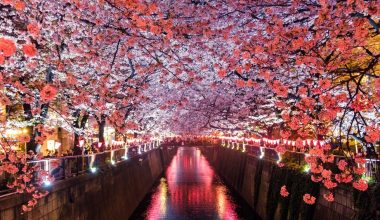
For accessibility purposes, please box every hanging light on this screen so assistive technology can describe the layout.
[320,141,325,146]
[312,140,318,146]
[306,139,312,146]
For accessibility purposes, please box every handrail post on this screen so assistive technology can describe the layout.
[76,157,79,176]
[62,158,66,179]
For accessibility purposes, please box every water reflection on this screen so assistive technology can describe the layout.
[132,147,258,220]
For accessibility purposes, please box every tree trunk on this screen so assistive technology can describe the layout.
[98,117,106,144]
[73,110,81,148]
[72,110,89,155]
[96,114,107,148]
[24,67,53,153]
[23,103,38,153]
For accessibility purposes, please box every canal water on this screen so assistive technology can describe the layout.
[130,147,260,220]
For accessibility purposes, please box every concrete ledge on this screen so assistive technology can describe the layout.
[0,147,177,220]
[200,146,359,220]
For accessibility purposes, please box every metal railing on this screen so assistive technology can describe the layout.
[0,144,161,196]
[223,141,379,182]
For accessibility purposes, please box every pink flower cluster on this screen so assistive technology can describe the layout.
[40,84,58,102]
[353,179,368,191]
[323,192,334,202]
[335,173,353,183]
[323,180,337,189]
[303,194,316,205]
[275,145,286,154]
[280,185,289,197]
[338,160,347,171]
[311,175,322,183]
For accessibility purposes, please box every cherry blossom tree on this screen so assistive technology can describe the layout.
[0,0,379,211]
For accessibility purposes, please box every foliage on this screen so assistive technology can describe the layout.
[0,0,379,212]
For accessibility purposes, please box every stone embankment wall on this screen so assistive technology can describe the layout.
[201,146,360,220]
[0,147,177,220]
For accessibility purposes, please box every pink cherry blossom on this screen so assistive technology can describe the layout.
[303,194,316,205]
[323,192,334,202]
[353,179,368,191]
[40,85,58,102]
[280,185,289,197]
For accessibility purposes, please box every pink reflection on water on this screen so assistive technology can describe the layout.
[145,147,239,220]
[146,178,168,220]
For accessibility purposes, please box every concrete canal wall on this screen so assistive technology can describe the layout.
[201,146,361,220]
[0,147,177,220]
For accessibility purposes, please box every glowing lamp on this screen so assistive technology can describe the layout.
[123,146,129,159]
[276,152,282,164]
[54,142,61,149]
[90,167,97,173]
[259,147,265,159]
[47,140,55,151]
[138,146,142,154]
[362,174,372,183]
[43,180,52,186]
[303,165,310,173]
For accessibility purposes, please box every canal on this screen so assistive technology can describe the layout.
[130,147,260,220]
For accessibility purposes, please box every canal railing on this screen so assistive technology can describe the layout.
[0,142,175,196]
[222,141,379,182]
